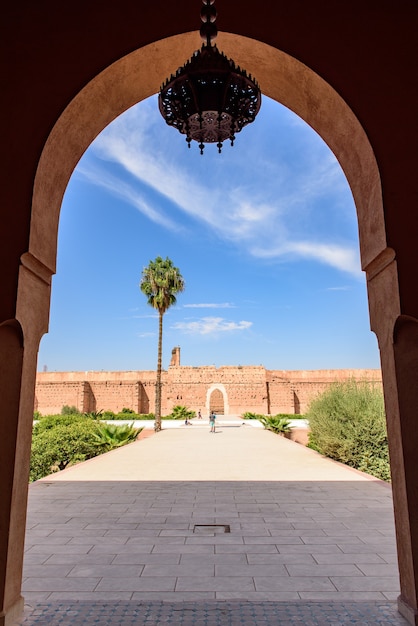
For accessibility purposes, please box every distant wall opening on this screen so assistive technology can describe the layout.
[210,389,224,414]
[206,384,229,415]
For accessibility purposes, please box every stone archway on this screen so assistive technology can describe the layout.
[207,385,228,415]
[25,30,394,618]
[209,389,224,414]
[30,32,385,278]
[3,17,418,625]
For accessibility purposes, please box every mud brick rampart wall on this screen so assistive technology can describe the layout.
[35,367,382,416]
[267,368,383,414]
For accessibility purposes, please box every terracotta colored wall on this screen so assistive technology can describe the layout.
[35,366,382,416]
[34,381,88,415]
[164,366,268,415]
[267,369,383,414]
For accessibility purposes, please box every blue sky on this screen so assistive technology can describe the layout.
[37,94,380,373]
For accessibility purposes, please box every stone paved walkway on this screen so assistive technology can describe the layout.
[20,419,406,624]
[19,600,407,625]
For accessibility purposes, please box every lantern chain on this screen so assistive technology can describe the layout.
[200,0,218,46]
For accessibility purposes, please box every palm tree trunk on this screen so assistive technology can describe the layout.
[155,310,163,432]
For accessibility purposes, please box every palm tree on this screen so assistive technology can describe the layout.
[140,257,185,432]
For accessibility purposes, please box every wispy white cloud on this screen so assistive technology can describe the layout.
[77,162,181,232]
[251,241,361,276]
[87,112,215,229]
[137,332,155,338]
[172,317,252,335]
[325,286,351,291]
[290,243,360,275]
[184,303,235,309]
[79,96,360,276]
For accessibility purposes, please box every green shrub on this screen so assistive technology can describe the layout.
[30,414,142,482]
[275,413,305,420]
[61,405,80,415]
[259,415,291,434]
[355,451,391,482]
[120,407,135,414]
[92,423,142,452]
[102,411,155,420]
[242,411,302,421]
[165,405,195,420]
[307,380,390,481]
[30,414,101,481]
[83,410,103,420]
[242,412,265,420]
[33,413,85,431]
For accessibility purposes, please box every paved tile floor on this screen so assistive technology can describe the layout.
[20,420,407,624]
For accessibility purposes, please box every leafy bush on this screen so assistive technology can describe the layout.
[83,410,104,420]
[102,411,155,420]
[61,405,80,415]
[242,411,304,421]
[30,414,102,481]
[30,414,142,482]
[165,405,195,420]
[242,412,265,420]
[92,422,142,452]
[120,407,135,414]
[34,413,82,429]
[259,415,291,434]
[355,451,391,482]
[275,413,305,420]
[307,380,390,481]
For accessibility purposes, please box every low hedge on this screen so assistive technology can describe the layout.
[102,410,155,420]
[242,412,306,420]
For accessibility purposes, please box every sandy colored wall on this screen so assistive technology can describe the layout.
[35,367,382,416]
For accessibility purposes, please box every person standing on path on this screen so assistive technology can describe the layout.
[198,410,202,419]
[209,411,216,433]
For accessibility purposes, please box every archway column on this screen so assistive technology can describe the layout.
[0,253,51,626]
[366,249,418,625]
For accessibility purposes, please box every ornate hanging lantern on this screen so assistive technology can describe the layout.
[158,0,262,154]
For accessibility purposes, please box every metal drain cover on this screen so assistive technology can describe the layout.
[193,524,230,534]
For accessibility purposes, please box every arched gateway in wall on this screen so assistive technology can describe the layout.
[3,4,418,625]
[207,385,228,415]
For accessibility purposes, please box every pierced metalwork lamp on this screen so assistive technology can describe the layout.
[158,0,262,154]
